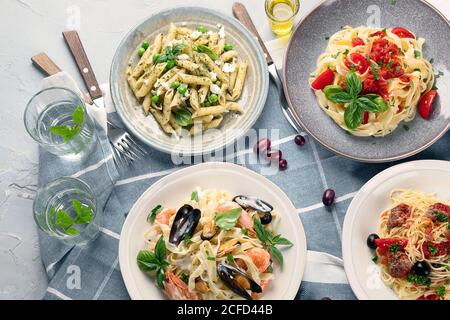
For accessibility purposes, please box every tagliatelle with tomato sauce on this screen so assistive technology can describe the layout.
[310,26,436,137]
[375,190,449,300]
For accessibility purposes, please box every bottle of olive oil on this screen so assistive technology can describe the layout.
[265,0,300,37]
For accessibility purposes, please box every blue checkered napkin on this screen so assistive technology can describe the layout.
[38,69,450,301]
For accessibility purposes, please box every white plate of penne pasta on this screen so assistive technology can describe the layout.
[110,7,269,155]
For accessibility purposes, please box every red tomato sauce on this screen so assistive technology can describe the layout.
[362,74,389,100]
[370,38,400,65]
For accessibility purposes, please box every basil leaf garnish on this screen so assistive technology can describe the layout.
[324,85,352,103]
[215,208,242,230]
[357,97,379,113]
[321,71,389,130]
[344,100,363,130]
[346,71,362,97]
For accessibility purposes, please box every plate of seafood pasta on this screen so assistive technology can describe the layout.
[110,7,269,155]
[119,162,306,300]
[342,160,450,300]
[283,0,449,162]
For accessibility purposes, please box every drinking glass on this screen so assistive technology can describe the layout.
[24,87,96,160]
[265,0,300,37]
[33,177,102,246]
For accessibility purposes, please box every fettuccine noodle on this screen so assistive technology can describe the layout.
[310,26,435,137]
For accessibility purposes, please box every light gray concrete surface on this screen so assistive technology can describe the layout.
[0,0,447,300]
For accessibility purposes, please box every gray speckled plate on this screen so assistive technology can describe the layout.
[110,7,269,156]
[283,0,450,163]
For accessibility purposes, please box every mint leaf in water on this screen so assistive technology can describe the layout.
[72,199,94,224]
[55,209,74,230]
[49,105,85,142]
[66,227,80,236]
[49,125,80,142]
[55,209,80,236]
[72,105,85,125]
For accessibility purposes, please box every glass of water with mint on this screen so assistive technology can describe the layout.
[24,87,96,160]
[33,177,102,246]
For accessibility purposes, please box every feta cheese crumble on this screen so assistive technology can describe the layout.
[209,72,217,82]
[210,84,221,95]
[190,31,202,40]
[218,26,226,39]
[177,54,190,60]
[222,63,236,73]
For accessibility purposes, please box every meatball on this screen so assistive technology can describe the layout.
[387,251,412,278]
[387,204,411,232]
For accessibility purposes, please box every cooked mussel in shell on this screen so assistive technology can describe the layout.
[233,195,273,225]
[201,219,217,241]
[217,239,241,257]
[169,205,201,245]
[217,262,262,300]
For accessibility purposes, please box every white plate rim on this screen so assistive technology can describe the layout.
[119,162,307,300]
[342,160,450,300]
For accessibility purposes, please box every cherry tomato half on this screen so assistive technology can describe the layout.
[391,27,415,39]
[362,112,369,125]
[374,238,408,255]
[311,69,335,90]
[345,53,369,74]
[352,37,365,47]
[370,30,386,38]
[417,295,439,301]
[418,90,438,120]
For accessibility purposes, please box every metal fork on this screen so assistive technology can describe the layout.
[61,30,149,168]
[107,120,147,167]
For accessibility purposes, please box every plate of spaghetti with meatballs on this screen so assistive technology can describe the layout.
[343,160,450,300]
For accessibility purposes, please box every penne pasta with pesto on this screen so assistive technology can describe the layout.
[127,23,247,135]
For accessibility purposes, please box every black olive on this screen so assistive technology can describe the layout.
[412,261,431,277]
[259,212,272,225]
[367,233,380,249]
[322,189,335,206]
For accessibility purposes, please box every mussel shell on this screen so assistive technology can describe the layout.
[200,219,217,241]
[169,205,201,245]
[217,262,262,300]
[259,212,273,225]
[200,232,215,241]
[233,196,273,214]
